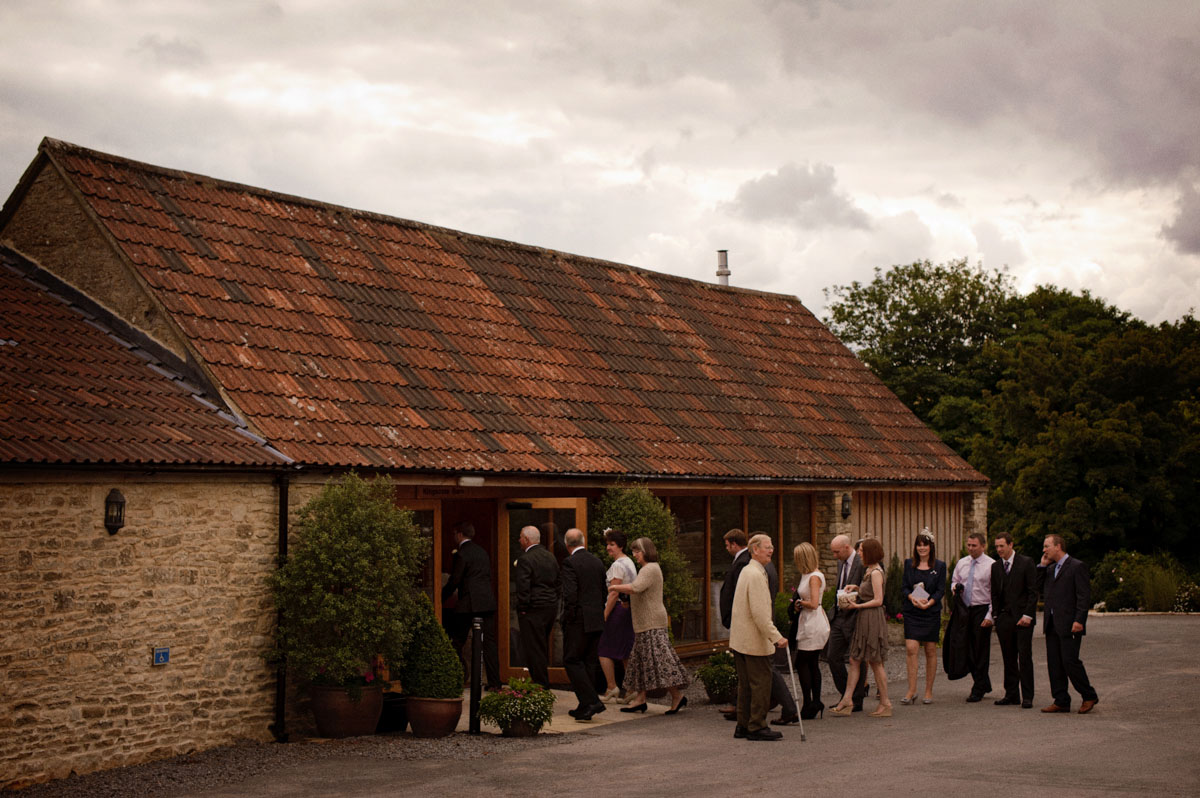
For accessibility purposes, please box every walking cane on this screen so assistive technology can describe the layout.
[784,646,807,742]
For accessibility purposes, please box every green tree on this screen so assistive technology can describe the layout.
[589,483,696,625]
[824,258,1017,421]
[269,473,428,691]
[825,259,1200,569]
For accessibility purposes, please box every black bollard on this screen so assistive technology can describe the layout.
[469,616,483,734]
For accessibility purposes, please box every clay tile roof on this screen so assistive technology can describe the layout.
[0,247,288,467]
[31,139,985,484]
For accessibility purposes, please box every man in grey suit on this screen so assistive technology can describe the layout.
[827,534,867,711]
[1038,534,1100,714]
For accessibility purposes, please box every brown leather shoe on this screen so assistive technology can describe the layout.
[1041,703,1070,713]
[1077,699,1097,714]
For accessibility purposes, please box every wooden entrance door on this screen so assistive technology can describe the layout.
[498,498,587,685]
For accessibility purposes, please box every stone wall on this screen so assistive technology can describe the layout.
[814,490,854,582]
[0,472,282,789]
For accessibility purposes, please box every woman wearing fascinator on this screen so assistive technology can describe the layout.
[900,530,946,704]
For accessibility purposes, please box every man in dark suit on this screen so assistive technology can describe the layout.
[1037,534,1100,714]
[991,532,1038,708]
[441,521,501,690]
[514,525,560,689]
[719,529,798,725]
[560,527,607,721]
[827,534,868,711]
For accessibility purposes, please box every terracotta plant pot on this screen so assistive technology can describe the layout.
[406,696,463,738]
[310,683,383,738]
[500,718,541,737]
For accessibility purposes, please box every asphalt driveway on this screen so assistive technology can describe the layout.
[159,614,1197,798]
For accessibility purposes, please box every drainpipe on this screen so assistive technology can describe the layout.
[270,472,290,743]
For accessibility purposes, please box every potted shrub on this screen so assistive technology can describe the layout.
[268,473,426,738]
[399,594,464,737]
[696,651,737,704]
[478,677,555,737]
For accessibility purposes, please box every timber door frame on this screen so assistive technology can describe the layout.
[497,497,588,684]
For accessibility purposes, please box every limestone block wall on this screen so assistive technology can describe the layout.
[814,490,854,582]
[0,472,281,789]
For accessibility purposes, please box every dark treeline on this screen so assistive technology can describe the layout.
[824,259,1200,569]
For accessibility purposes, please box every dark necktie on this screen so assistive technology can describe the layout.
[1004,559,1011,574]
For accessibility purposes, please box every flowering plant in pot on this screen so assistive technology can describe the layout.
[696,651,737,704]
[479,678,555,736]
[268,473,426,738]
[398,593,464,737]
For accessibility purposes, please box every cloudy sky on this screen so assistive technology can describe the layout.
[1,0,1198,323]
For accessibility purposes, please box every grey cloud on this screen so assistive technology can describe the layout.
[973,219,1028,268]
[728,162,871,229]
[131,35,208,69]
[770,1,1200,187]
[1161,184,1200,255]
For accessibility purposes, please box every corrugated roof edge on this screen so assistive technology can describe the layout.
[36,137,811,306]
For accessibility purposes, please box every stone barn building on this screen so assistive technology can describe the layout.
[0,139,987,788]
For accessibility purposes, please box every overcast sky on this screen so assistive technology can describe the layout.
[1,0,1197,323]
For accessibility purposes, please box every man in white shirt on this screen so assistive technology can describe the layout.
[952,532,995,702]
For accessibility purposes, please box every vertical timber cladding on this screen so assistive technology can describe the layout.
[850,491,965,565]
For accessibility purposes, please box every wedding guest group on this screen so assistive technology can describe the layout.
[728,534,788,740]
[513,525,560,689]
[830,537,892,718]
[560,528,607,721]
[598,528,637,702]
[1038,534,1100,714]
[900,531,945,705]
[952,532,995,703]
[787,542,829,719]
[608,537,690,716]
[991,532,1038,708]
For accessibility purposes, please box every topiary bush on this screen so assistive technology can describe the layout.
[398,593,464,699]
[774,590,792,635]
[268,472,427,695]
[589,483,696,625]
[696,651,737,704]
[822,586,836,612]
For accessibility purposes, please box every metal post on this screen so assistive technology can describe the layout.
[469,616,483,734]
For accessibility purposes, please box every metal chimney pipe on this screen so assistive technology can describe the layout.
[716,249,730,286]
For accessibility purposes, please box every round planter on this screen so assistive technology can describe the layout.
[500,718,541,738]
[406,696,463,738]
[702,683,735,705]
[376,692,408,734]
[310,683,383,739]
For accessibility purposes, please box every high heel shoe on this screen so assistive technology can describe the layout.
[664,696,687,715]
[829,703,852,717]
[869,703,893,718]
[601,687,621,703]
[900,695,915,705]
[620,702,648,713]
[800,700,824,720]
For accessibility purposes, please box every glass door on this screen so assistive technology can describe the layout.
[498,498,587,685]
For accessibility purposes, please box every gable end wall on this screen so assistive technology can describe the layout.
[0,162,189,360]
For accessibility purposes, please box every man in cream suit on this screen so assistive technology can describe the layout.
[730,534,788,741]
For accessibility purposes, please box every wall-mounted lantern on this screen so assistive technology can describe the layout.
[104,489,126,535]
[841,492,852,520]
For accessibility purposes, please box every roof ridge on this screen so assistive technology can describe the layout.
[38,137,808,305]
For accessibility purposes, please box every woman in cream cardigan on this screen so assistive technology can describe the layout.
[607,537,689,714]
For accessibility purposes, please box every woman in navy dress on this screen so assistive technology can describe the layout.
[901,531,945,704]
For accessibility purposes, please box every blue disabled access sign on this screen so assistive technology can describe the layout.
[153,647,170,666]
